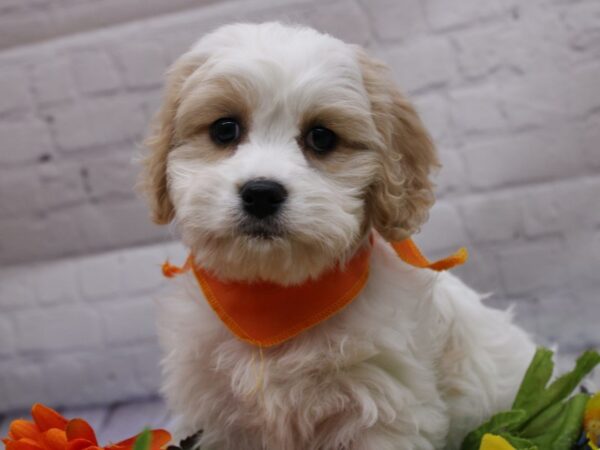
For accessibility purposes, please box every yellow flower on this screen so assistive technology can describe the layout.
[585,392,600,449]
[479,434,516,450]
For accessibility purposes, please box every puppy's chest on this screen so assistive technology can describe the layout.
[165,267,451,447]
[208,335,440,428]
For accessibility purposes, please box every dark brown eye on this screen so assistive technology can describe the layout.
[305,126,337,155]
[210,118,241,145]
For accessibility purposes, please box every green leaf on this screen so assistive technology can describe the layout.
[519,397,565,439]
[528,393,589,450]
[514,349,599,428]
[499,433,538,450]
[133,429,152,450]
[460,410,528,450]
[460,348,599,450]
[537,351,600,415]
[512,348,555,414]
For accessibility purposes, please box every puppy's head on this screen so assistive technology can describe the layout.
[140,23,438,284]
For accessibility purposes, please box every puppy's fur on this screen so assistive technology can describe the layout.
[141,23,535,450]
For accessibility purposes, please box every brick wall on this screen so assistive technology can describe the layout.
[0,0,599,413]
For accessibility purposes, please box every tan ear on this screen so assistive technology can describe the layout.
[356,48,439,241]
[139,54,204,224]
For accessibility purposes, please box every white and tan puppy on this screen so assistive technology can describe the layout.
[140,22,535,450]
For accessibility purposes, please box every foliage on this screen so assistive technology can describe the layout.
[462,348,600,450]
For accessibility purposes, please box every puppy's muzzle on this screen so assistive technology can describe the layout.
[239,179,287,219]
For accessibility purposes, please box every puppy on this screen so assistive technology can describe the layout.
[140,22,535,450]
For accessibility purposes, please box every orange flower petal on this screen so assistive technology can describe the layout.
[7,438,46,450]
[4,441,19,450]
[21,439,46,447]
[9,420,41,440]
[148,430,171,450]
[107,437,134,450]
[111,430,171,450]
[32,405,68,433]
[65,438,96,450]
[65,420,98,446]
[42,429,68,450]
[105,446,125,450]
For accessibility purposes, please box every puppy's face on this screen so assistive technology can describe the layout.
[141,23,437,284]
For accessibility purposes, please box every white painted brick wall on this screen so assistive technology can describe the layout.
[0,0,599,413]
[0,240,186,412]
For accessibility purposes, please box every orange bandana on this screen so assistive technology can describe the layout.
[163,237,467,347]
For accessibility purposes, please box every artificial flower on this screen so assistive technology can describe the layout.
[2,403,170,450]
[479,434,516,450]
[585,393,600,450]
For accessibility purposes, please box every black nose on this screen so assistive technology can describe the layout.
[240,179,288,219]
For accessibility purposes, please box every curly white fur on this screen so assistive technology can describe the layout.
[144,22,536,450]
[158,239,534,450]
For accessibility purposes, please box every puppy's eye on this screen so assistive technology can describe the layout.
[305,127,337,155]
[210,118,241,145]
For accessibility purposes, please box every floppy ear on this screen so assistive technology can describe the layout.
[139,53,204,224]
[356,48,439,241]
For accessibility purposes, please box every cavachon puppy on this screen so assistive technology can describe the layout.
[140,22,535,450]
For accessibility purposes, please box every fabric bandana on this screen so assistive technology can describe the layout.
[162,237,467,347]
